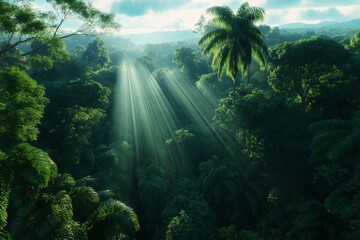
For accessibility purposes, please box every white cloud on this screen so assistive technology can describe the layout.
[33,0,360,34]
[265,4,360,26]
[113,0,272,34]
[265,8,302,26]
[93,0,116,12]
[301,0,359,7]
[116,7,206,34]
[336,5,360,19]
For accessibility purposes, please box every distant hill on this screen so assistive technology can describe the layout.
[102,35,138,51]
[279,19,360,29]
[64,34,138,51]
[113,19,360,45]
[119,30,200,45]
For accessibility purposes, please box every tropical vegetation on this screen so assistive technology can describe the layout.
[1,0,360,239]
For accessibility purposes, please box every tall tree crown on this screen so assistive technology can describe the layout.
[198,2,268,84]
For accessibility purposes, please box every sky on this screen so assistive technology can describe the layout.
[36,0,360,35]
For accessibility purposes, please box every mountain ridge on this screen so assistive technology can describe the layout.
[119,30,199,45]
[279,19,360,29]
[112,19,360,45]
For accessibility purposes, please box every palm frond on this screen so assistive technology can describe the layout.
[97,189,114,201]
[8,204,54,239]
[251,46,268,69]
[328,129,360,160]
[311,130,350,149]
[26,191,72,240]
[206,6,234,29]
[88,199,140,236]
[249,30,269,68]
[198,3,268,97]
[50,173,76,192]
[310,111,360,163]
[71,186,100,221]
[76,175,96,187]
[0,185,9,231]
[7,208,27,239]
[236,3,265,23]
[309,119,353,134]
[214,45,231,80]
[0,152,10,231]
[10,143,57,188]
[0,230,10,239]
[51,191,73,223]
[202,31,230,56]
[230,42,241,78]
[236,39,252,76]
[30,214,59,240]
[199,28,229,49]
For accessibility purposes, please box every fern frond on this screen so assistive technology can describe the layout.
[97,190,114,200]
[76,175,96,187]
[89,199,140,235]
[10,144,57,188]
[71,186,100,206]
[311,130,350,149]
[328,129,360,161]
[310,110,360,163]
[26,191,72,239]
[7,208,26,238]
[46,173,77,195]
[0,153,11,231]
[309,119,353,134]
[0,230,10,239]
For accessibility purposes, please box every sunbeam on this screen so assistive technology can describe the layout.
[113,59,190,175]
[158,69,236,159]
[114,59,236,178]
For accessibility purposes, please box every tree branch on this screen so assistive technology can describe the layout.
[0,36,37,56]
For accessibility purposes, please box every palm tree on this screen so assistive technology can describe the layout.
[198,3,268,98]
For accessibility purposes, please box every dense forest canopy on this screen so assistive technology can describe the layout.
[1,0,360,239]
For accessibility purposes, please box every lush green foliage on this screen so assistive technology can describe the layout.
[0,1,139,239]
[0,0,119,60]
[1,1,360,239]
[0,67,48,144]
[268,37,349,107]
[83,38,111,69]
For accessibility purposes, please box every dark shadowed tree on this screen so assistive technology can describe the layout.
[0,67,48,145]
[287,201,348,240]
[268,37,349,109]
[173,47,204,81]
[163,178,217,240]
[83,38,110,69]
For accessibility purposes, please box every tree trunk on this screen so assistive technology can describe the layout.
[246,68,251,84]
[233,76,237,105]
